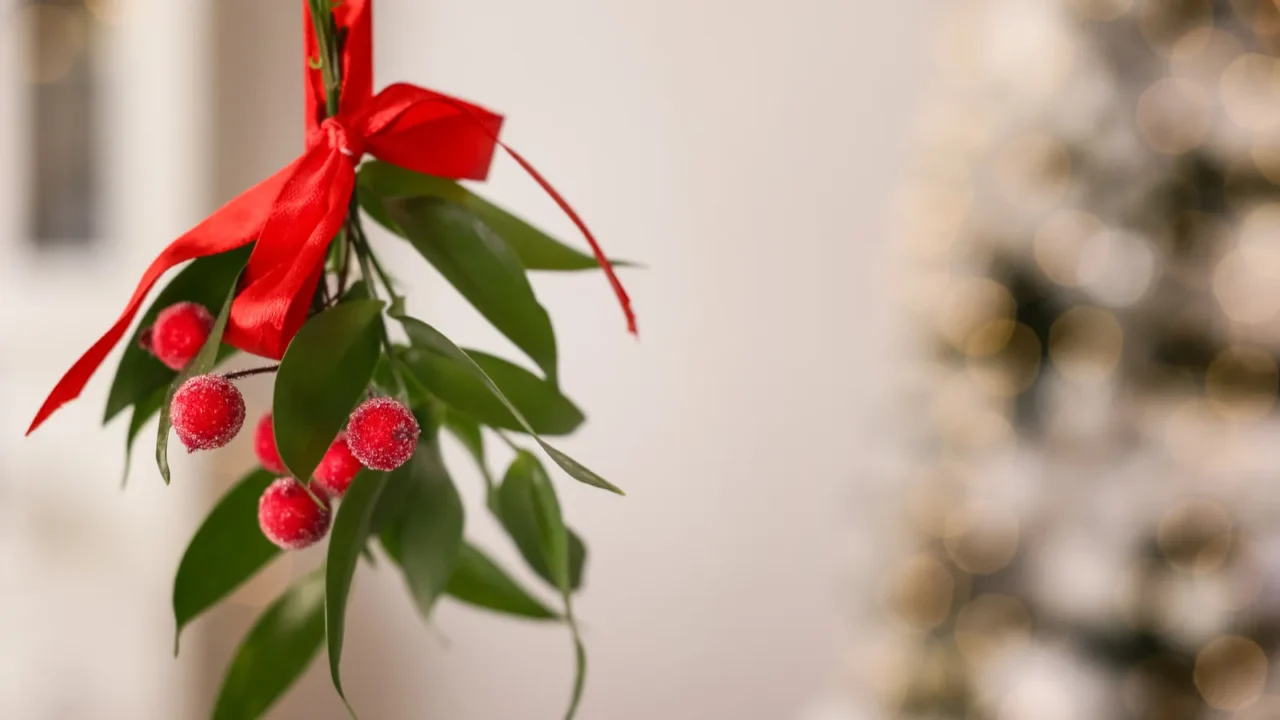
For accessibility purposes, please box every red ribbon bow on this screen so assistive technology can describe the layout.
[28,0,634,435]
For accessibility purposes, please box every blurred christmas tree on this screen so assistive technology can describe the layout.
[867,0,1280,717]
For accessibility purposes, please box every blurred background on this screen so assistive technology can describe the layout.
[11,0,1280,719]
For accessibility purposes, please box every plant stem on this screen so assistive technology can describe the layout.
[367,246,397,300]
[347,213,408,396]
[335,231,352,297]
[353,234,378,298]
[346,195,396,298]
[308,0,341,116]
[493,429,522,453]
[318,264,333,307]
[223,365,280,380]
[298,478,327,509]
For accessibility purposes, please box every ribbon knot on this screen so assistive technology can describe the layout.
[26,0,635,435]
[318,116,364,161]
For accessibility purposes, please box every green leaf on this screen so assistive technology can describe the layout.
[446,543,559,620]
[274,299,383,484]
[211,569,326,720]
[383,196,559,383]
[369,459,419,543]
[498,456,589,592]
[394,314,623,495]
[371,354,399,396]
[156,272,241,485]
[437,405,500,505]
[378,523,403,566]
[502,452,588,719]
[509,453,571,590]
[326,469,390,711]
[172,469,280,653]
[121,386,165,488]
[358,161,633,272]
[380,442,464,618]
[104,247,250,423]
[343,279,371,301]
[399,346,584,436]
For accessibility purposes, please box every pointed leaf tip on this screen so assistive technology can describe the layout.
[326,469,391,711]
[394,314,625,495]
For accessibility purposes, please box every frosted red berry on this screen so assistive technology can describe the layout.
[258,477,331,550]
[147,301,214,370]
[346,398,419,471]
[313,432,363,497]
[170,374,245,452]
[253,413,287,474]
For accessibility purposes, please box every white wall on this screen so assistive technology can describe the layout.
[320,2,939,718]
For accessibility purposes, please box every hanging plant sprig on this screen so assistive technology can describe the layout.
[25,1,639,718]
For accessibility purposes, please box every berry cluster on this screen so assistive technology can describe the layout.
[149,301,420,550]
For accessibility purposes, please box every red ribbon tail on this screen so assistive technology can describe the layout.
[27,165,295,435]
[27,241,253,435]
[495,141,638,337]
[362,84,637,336]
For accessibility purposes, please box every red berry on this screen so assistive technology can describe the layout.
[346,398,419,471]
[258,477,331,550]
[170,375,245,451]
[313,432,362,497]
[253,413,287,474]
[147,302,214,370]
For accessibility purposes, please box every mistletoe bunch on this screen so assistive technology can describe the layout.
[26,1,634,718]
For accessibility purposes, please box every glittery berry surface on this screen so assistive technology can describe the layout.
[346,398,420,471]
[253,413,287,474]
[258,477,331,550]
[170,375,245,452]
[313,432,363,497]
[147,301,214,370]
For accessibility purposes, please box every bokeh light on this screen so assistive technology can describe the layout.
[1136,78,1212,154]
[1204,346,1278,421]
[1069,0,1134,21]
[1194,635,1268,710]
[889,555,957,631]
[1048,306,1125,380]
[884,1,1280,717]
[954,594,1032,665]
[943,503,1020,575]
[1158,500,1233,574]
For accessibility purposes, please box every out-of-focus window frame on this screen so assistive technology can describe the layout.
[19,0,104,249]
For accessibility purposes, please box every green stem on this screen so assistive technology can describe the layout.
[350,225,407,396]
[298,479,328,509]
[563,597,587,720]
[335,232,352,296]
[346,195,396,299]
[308,0,341,116]
[223,364,280,380]
[353,236,378,300]
[367,246,397,300]
[493,429,521,454]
